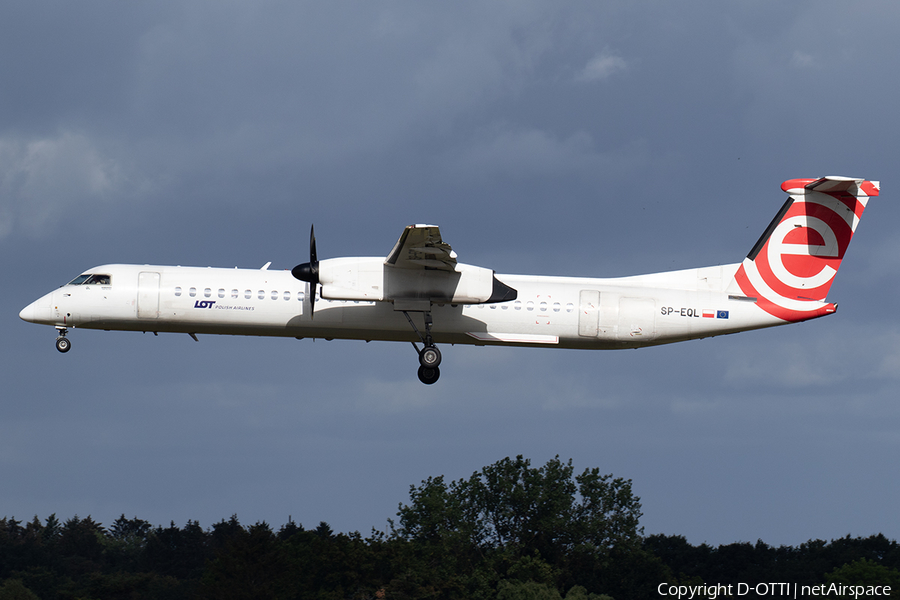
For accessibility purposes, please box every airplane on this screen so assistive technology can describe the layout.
[19,176,880,384]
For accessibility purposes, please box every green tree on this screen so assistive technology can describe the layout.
[472,455,578,561]
[106,515,153,570]
[144,520,209,582]
[198,519,292,600]
[497,580,563,600]
[495,581,614,600]
[563,585,613,600]
[825,558,900,599]
[57,516,106,577]
[395,456,642,558]
[0,579,40,600]
[391,456,641,598]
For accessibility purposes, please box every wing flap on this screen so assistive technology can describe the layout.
[385,225,458,271]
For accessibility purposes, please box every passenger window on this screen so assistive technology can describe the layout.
[539,302,547,312]
[258,290,265,300]
[566,303,574,313]
[552,302,560,313]
[175,287,182,297]
[231,289,239,299]
[189,287,197,297]
[204,288,211,298]
[271,290,278,300]
[526,301,534,311]
[298,291,305,301]
[245,290,252,299]
[218,289,225,299]
[514,301,522,311]
[283,291,290,301]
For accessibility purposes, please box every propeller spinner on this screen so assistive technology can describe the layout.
[291,225,319,315]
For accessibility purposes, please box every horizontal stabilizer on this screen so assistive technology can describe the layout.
[781,176,880,197]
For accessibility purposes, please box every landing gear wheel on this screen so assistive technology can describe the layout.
[417,365,440,385]
[419,345,442,368]
[55,336,71,353]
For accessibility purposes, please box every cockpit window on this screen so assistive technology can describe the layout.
[67,274,91,286]
[87,274,111,285]
[67,274,111,286]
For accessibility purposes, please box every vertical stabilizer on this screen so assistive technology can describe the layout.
[731,176,880,322]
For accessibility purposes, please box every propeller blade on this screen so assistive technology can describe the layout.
[291,225,320,317]
[309,224,317,267]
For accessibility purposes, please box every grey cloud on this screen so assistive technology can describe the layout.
[0,131,132,238]
[445,126,644,179]
[4,0,900,548]
[576,49,627,82]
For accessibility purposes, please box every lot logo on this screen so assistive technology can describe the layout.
[194,300,216,309]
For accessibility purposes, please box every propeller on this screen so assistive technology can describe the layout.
[291,225,319,316]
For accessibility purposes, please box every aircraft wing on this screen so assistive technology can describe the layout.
[384,224,458,271]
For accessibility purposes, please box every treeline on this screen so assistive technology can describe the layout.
[1,456,898,599]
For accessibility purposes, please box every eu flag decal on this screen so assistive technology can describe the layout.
[716,310,729,319]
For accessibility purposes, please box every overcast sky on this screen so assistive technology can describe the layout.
[3,1,900,548]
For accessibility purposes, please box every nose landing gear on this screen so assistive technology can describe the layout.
[55,327,71,353]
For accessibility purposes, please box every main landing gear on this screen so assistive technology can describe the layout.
[403,311,442,385]
[417,343,441,385]
[55,327,71,353]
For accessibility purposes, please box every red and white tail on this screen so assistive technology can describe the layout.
[732,176,880,322]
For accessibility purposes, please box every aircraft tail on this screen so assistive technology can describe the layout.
[731,176,880,322]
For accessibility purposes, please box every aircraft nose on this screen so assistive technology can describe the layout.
[19,295,53,324]
[19,300,38,323]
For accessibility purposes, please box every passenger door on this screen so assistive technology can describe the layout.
[137,272,160,319]
[578,290,600,337]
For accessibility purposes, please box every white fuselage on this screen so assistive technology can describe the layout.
[20,262,789,350]
[19,177,877,385]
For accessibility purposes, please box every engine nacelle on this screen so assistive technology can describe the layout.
[318,257,386,301]
[317,257,516,305]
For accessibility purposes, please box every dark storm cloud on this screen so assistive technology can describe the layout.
[2,1,900,547]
